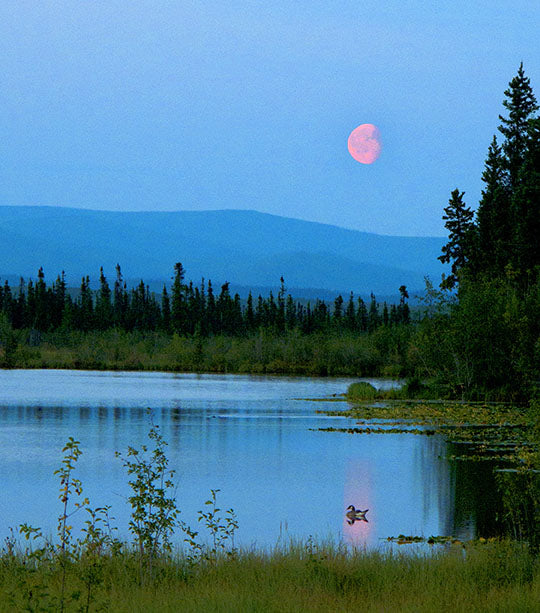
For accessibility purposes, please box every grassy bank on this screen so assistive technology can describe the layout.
[2,541,539,612]
[1,328,409,378]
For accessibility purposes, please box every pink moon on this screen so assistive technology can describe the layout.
[347,124,382,164]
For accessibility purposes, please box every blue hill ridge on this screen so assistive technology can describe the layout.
[0,206,446,295]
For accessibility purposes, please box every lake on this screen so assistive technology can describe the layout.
[0,369,500,550]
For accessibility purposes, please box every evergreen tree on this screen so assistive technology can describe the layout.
[438,189,475,288]
[390,303,398,325]
[51,272,67,329]
[216,282,235,334]
[195,280,208,336]
[382,302,389,326]
[397,285,410,324]
[313,299,329,331]
[1,280,13,324]
[345,292,356,331]
[185,281,196,335]
[357,297,368,332]
[25,279,36,329]
[368,293,379,331]
[206,280,216,335]
[77,276,93,331]
[266,292,277,329]
[333,294,344,323]
[475,137,512,274]
[232,293,244,335]
[512,117,540,285]
[245,292,255,332]
[276,277,286,333]
[34,267,49,331]
[303,302,314,334]
[95,267,113,330]
[498,62,539,189]
[161,285,171,332]
[285,294,296,330]
[13,278,26,329]
[113,264,128,327]
[171,262,187,335]
[128,280,147,331]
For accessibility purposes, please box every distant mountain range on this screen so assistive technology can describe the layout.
[0,206,446,298]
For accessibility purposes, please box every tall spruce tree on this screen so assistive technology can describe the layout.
[52,272,67,329]
[333,294,344,322]
[35,267,49,331]
[498,63,538,189]
[78,275,93,331]
[161,285,171,332]
[438,189,475,288]
[245,292,255,332]
[206,280,216,335]
[285,294,296,330]
[276,277,286,333]
[475,137,512,274]
[171,262,187,335]
[345,292,356,331]
[113,264,128,327]
[357,297,368,332]
[95,267,113,330]
[397,285,410,324]
[368,293,379,331]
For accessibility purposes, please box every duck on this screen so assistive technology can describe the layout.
[345,505,369,524]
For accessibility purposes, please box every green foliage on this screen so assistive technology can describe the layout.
[182,489,239,564]
[4,425,243,608]
[115,415,179,579]
[17,436,121,612]
[346,382,378,400]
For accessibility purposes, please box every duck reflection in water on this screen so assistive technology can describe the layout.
[346,505,369,525]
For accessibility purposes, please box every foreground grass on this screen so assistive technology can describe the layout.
[1,541,540,612]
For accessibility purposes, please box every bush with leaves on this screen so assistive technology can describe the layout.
[115,415,180,580]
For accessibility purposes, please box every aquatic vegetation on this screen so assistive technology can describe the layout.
[314,426,437,435]
[386,535,464,545]
[319,397,538,464]
[318,394,540,550]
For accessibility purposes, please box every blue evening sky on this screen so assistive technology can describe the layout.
[0,1,538,236]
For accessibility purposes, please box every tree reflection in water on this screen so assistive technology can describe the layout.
[496,468,540,551]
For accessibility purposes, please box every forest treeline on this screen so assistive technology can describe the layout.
[0,65,538,400]
[0,264,410,336]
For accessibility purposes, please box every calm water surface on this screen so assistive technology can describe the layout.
[0,370,496,549]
